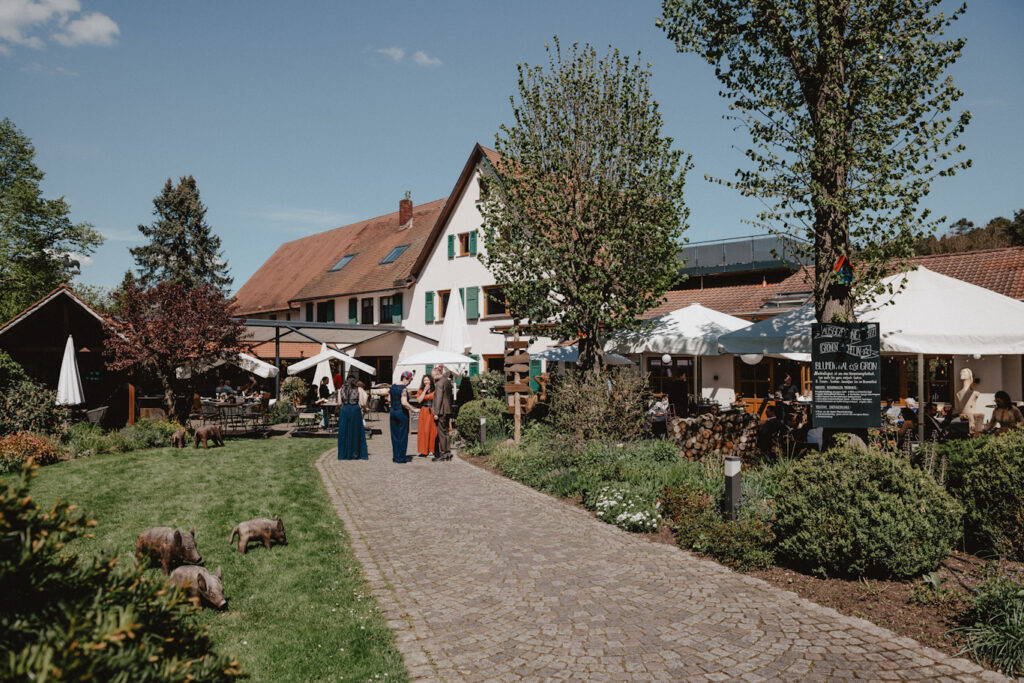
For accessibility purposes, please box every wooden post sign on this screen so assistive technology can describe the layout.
[504,332,530,443]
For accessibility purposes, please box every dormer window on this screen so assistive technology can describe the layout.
[328,254,356,272]
[380,244,409,265]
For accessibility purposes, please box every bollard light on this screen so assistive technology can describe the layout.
[480,416,486,448]
[723,456,741,522]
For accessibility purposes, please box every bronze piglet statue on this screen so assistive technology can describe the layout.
[194,425,224,450]
[136,526,202,575]
[230,515,287,554]
[170,565,227,610]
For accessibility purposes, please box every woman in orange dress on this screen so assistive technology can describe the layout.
[416,374,438,458]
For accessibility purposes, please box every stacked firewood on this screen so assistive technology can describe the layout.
[668,412,759,460]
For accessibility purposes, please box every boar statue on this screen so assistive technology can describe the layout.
[170,429,188,448]
[136,526,202,575]
[194,425,224,450]
[169,565,227,610]
[230,515,287,554]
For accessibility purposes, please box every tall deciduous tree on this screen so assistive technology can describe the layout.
[130,176,232,292]
[659,0,971,322]
[0,119,103,321]
[104,281,246,421]
[479,39,691,374]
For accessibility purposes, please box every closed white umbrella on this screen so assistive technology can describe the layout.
[56,334,85,406]
[438,289,472,353]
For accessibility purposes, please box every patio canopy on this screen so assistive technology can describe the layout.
[606,303,752,357]
[718,267,1024,355]
[176,352,281,380]
[532,345,634,366]
[397,349,476,367]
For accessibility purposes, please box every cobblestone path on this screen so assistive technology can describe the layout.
[316,434,1004,682]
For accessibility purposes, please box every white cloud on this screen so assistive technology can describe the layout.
[0,0,118,53]
[412,50,441,67]
[251,207,356,233]
[376,46,404,62]
[52,11,118,46]
[100,228,142,243]
[21,60,75,75]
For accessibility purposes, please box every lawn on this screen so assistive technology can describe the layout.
[23,438,409,682]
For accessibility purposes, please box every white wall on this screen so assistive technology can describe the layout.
[700,355,736,405]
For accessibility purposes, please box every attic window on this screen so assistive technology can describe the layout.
[328,254,356,272]
[379,244,409,265]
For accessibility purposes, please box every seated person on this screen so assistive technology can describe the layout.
[985,390,1024,435]
[242,376,260,396]
[215,378,237,396]
[756,405,784,453]
[882,398,902,426]
[648,396,670,438]
[775,373,798,402]
[922,402,950,442]
[897,405,918,441]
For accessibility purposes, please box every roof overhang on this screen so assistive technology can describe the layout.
[0,285,106,343]
[239,319,438,349]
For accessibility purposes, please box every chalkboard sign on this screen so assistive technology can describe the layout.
[811,322,881,429]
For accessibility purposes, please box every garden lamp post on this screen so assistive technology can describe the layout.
[723,456,741,522]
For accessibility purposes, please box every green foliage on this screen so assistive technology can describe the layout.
[130,175,232,292]
[774,445,962,579]
[548,367,650,446]
[0,380,68,437]
[0,118,104,322]
[470,369,505,401]
[479,38,691,373]
[66,421,111,458]
[454,398,508,448]
[944,430,1024,560]
[954,562,1024,677]
[66,419,179,458]
[658,1,971,321]
[0,432,66,473]
[585,483,661,533]
[0,349,29,391]
[280,376,307,404]
[0,462,244,681]
[267,398,293,424]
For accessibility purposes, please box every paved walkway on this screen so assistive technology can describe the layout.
[316,433,1005,682]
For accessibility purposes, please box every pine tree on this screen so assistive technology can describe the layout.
[130,176,232,291]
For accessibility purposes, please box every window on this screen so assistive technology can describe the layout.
[905,356,954,404]
[316,300,335,323]
[459,232,471,256]
[484,286,508,317]
[305,302,313,321]
[361,298,374,325]
[379,296,393,323]
[286,312,292,321]
[484,354,504,373]
[456,230,478,257]
[648,356,695,397]
[379,244,409,264]
[328,254,356,272]
[268,314,277,321]
[733,358,806,399]
[436,290,451,321]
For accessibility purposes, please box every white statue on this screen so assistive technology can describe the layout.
[954,367,983,432]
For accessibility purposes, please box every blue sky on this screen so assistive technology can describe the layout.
[3,0,1022,294]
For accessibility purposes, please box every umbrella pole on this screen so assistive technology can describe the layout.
[274,325,281,398]
[917,353,925,443]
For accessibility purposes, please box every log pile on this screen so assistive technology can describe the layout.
[668,412,759,460]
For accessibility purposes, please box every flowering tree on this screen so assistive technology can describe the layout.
[104,282,246,421]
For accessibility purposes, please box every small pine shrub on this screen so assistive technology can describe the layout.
[954,561,1024,677]
[774,445,963,579]
[0,381,67,438]
[0,462,244,680]
[454,398,508,448]
[944,430,1024,560]
[0,432,67,473]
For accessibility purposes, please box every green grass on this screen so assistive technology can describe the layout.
[23,438,409,682]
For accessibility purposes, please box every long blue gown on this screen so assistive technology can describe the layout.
[389,384,411,463]
[337,400,368,460]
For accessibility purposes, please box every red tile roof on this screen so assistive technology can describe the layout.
[909,247,1024,300]
[233,198,448,316]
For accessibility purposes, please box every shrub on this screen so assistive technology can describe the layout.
[774,445,963,579]
[944,431,1024,560]
[66,421,110,459]
[584,482,661,533]
[105,419,177,453]
[954,561,1024,677]
[0,381,67,438]
[0,432,67,473]
[471,369,505,401]
[548,366,649,445]
[0,350,29,391]
[0,462,244,680]
[268,398,294,424]
[280,376,307,404]
[454,398,508,448]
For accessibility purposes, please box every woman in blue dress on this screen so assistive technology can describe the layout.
[389,371,415,463]
[337,373,368,460]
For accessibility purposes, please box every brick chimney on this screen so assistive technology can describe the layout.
[399,190,413,228]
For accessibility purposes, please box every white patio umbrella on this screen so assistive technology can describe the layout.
[532,345,634,366]
[56,334,85,406]
[606,303,751,356]
[397,349,477,366]
[175,352,280,380]
[287,344,376,377]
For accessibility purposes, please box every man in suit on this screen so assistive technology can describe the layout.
[431,365,454,461]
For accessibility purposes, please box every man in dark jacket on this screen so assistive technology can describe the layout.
[431,366,454,461]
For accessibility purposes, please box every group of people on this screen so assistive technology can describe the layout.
[214,376,263,400]
[888,390,1024,443]
[333,364,461,464]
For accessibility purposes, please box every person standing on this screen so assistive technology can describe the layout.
[389,371,415,463]
[316,376,332,428]
[431,365,454,461]
[337,373,368,460]
[416,374,438,458]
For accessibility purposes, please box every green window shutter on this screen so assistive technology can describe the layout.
[529,358,542,392]
[469,353,480,378]
[392,292,403,323]
[447,235,455,259]
[469,230,478,256]
[424,291,434,323]
[348,298,358,324]
[466,286,479,319]
[425,364,433,377]
[459,287,465,306]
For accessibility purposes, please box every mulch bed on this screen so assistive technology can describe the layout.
[458,450,1011,665]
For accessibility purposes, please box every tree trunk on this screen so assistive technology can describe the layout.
[577,325,604,377]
